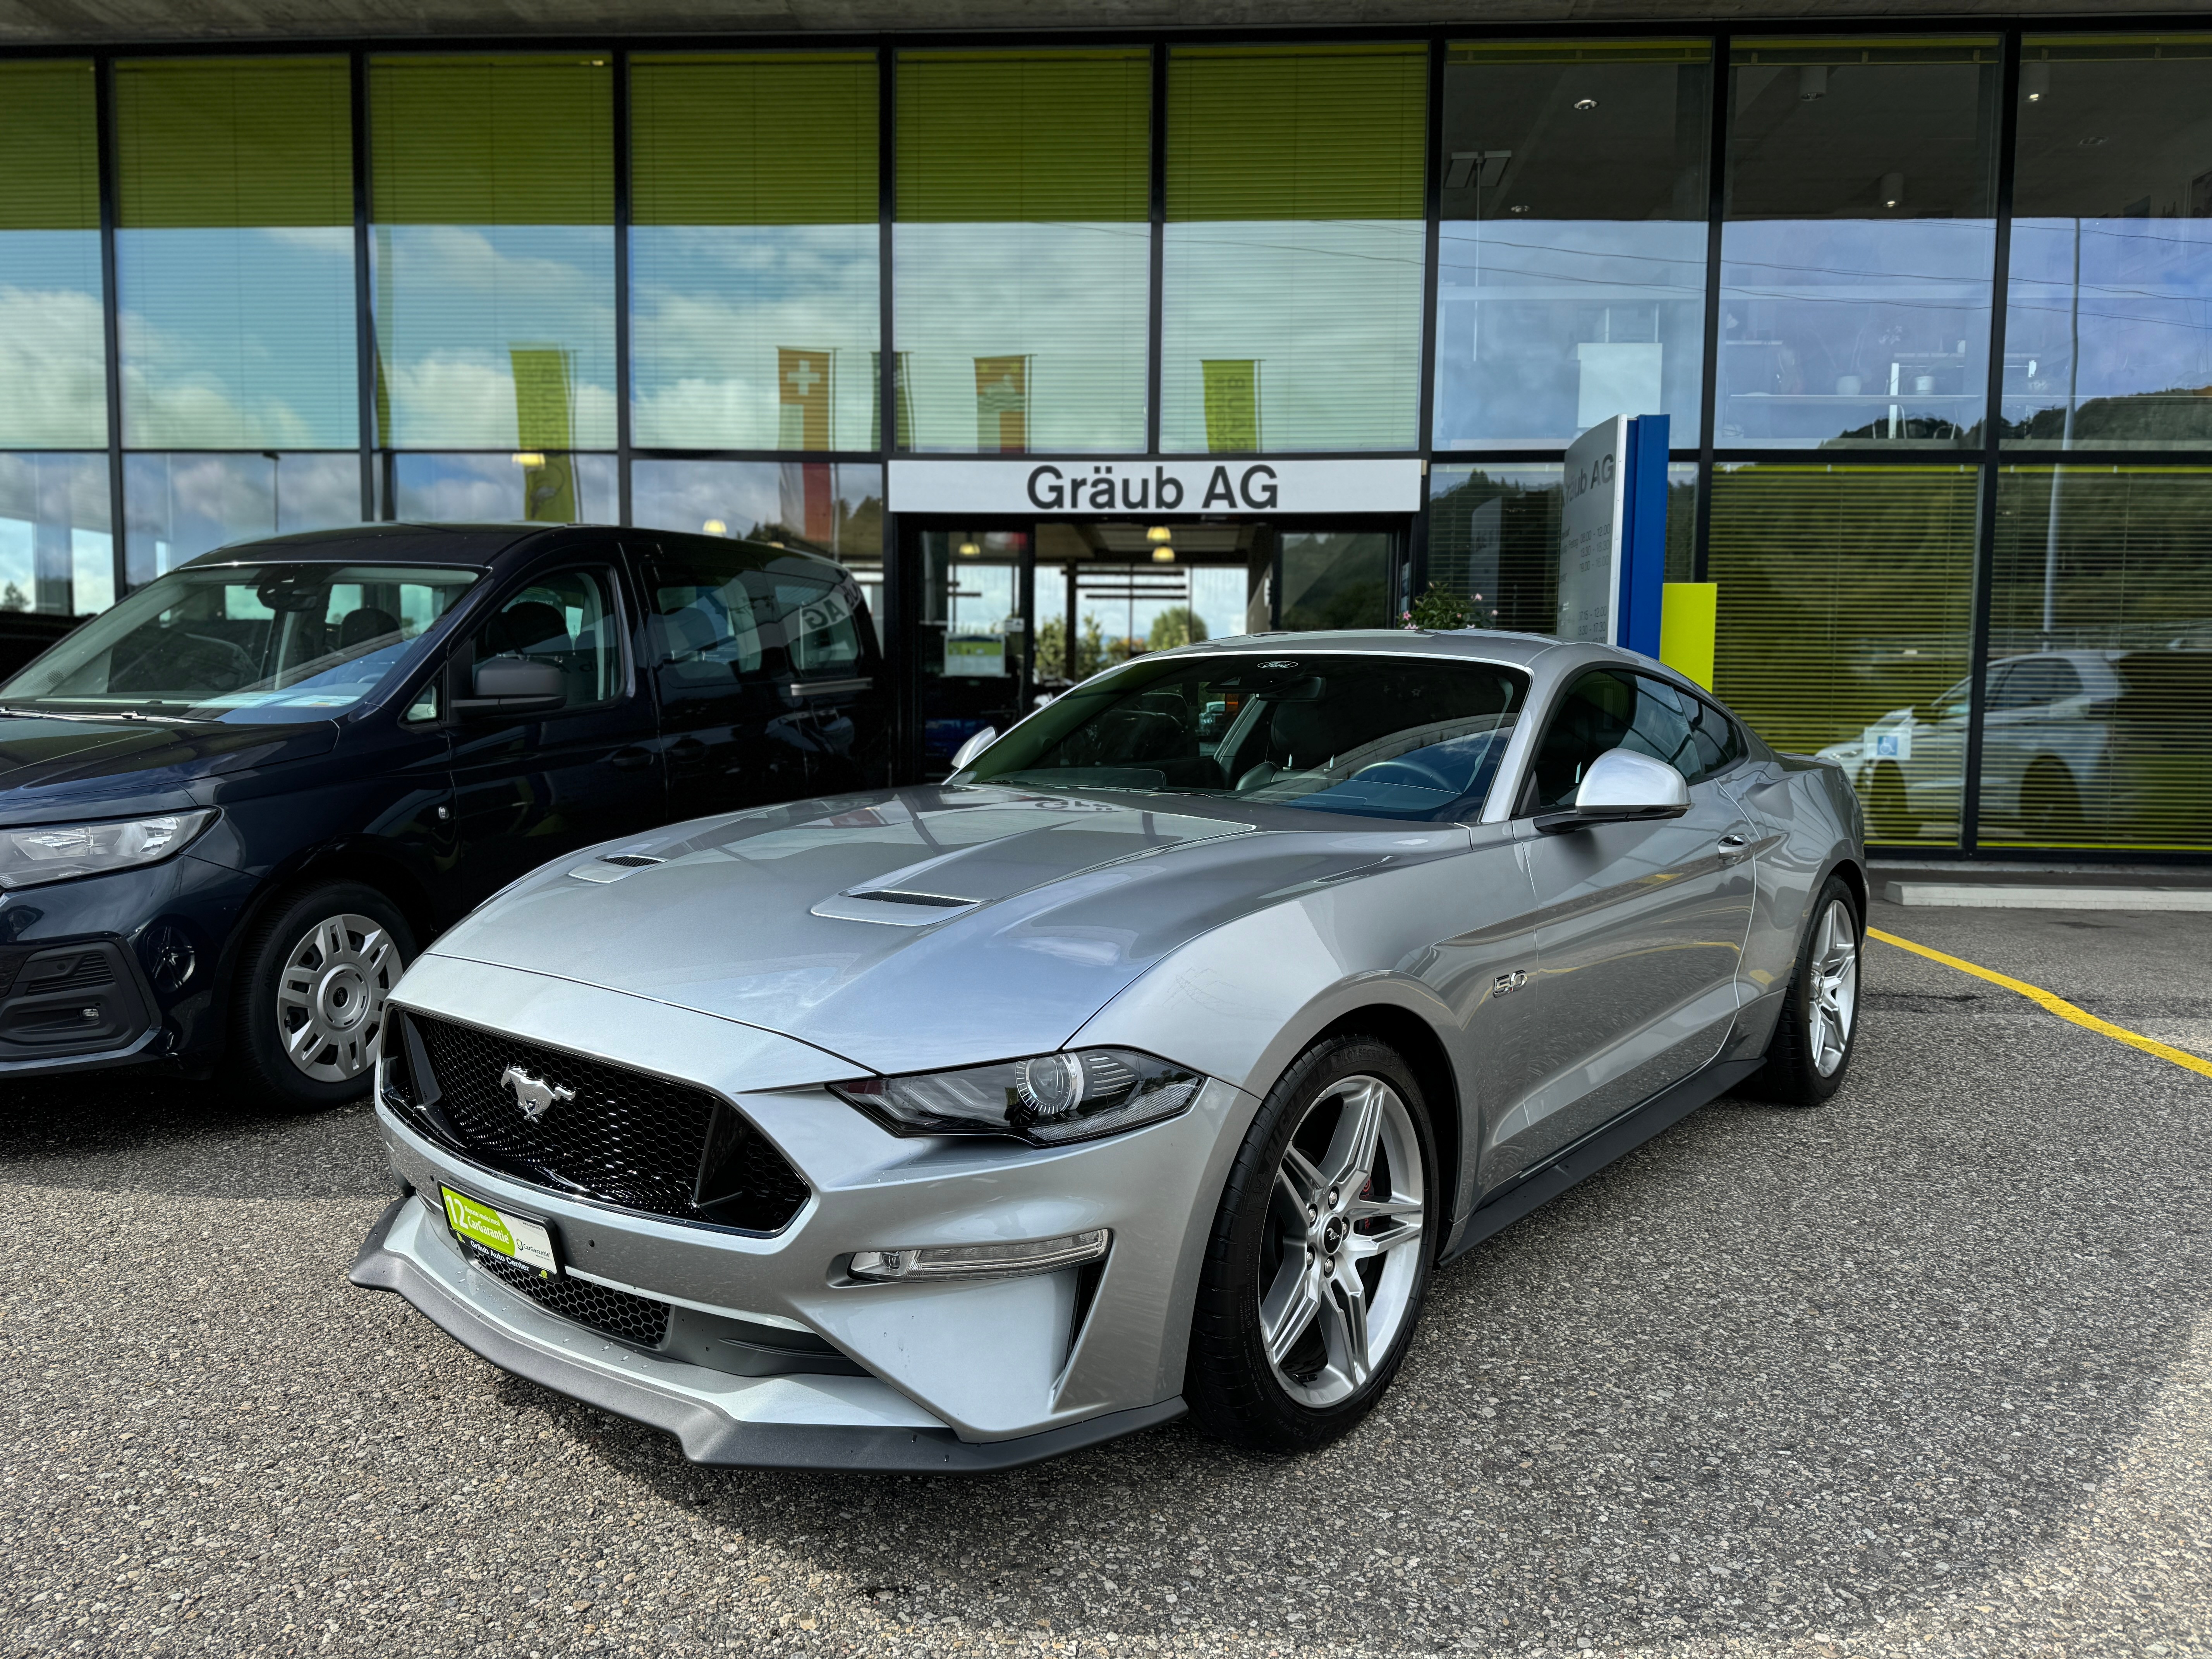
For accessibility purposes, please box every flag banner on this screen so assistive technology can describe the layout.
[1202,360,1261,452]
[777,346,835,450]
[974,355,1030,454]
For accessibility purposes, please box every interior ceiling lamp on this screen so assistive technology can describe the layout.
[1152,545,1176,563]
[957,541,981,558]
[2023,60,2050,102]
[1146,525,1173,543]
[701,519,726,535]
[510,451,545,467]
[1573,97,1598,110]
[1879,171,1905,210]
[1798,64,1829,100]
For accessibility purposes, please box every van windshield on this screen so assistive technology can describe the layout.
[0,563,480,722]
[958,651,1529,822]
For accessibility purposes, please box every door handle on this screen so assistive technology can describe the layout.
[610,747,654,771]
[1718,830,1753,864]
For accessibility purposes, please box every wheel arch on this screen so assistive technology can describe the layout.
[1308,1004,1462,1263]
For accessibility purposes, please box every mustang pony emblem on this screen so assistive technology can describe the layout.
[499,1065,574,1123]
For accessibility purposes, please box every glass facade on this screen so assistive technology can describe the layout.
[1162,45,1428,452]
[1718,39,1999,448]
[1436,42,1710,450]
[0,29,2204,850]
[896,50,1151,453]
[630,53,880,452]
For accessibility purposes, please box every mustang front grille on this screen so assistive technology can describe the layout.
[395,1013,809,1234]
[457,1235,671,1349]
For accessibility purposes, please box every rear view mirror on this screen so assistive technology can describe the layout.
[455,656,564,718]
[1535,748,1690,835]
[949,726,998,773]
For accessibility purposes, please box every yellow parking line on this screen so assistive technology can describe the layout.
[1868,926,2212,1080]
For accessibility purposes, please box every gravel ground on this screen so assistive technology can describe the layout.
[3,899,2208,1659]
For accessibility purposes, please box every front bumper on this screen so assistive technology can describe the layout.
[353,958,1257,1468]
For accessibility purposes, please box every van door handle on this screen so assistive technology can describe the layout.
[610,747,654,771]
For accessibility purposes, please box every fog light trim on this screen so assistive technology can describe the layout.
[849,1229,1109,1283]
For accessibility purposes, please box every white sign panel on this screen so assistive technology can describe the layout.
[1557,415,1626,644]
[888,457,1424,517]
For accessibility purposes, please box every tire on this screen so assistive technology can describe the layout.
[2021,758,2083,845]
[1186,1035,1438,1452]
[1867,763,1911,843]
[228,881,414,1110]
[1748,874,1862,1108]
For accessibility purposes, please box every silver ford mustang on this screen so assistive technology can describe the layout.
[352,630,1865,1470]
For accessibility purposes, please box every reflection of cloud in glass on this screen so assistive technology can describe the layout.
[0,451,112,615]
[1162,220,1425,453]
[389,452,617,525]
[118,227,356,448]
[897,222,1149,453]
[1436,220,1706,448]
[631,460,881,558]
[124,452,362,582]
[373,225,616,448]
[632,226,878,450]
[0,233,108,448]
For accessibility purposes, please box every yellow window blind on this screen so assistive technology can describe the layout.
[115,57,351,228]
[896,49,1150,223]
[371,54,613,225]
[0,61,98,232]
[1168,44,1427,222]
[631,53,877,227]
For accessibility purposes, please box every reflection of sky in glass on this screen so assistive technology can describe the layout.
[1162,220,1425,453]
[1436,222,1705,448]
[372,225,616,449]
[1717,219,1994,447]
[631,460,881,558]
[119,226,356,448]
[0,451,111,615]
[0,232,108,448]
[388,452,615,524]
[632,225,878,451]
[896,222,1149,453]
[2005,220,2212,448]
[124,451,361,584]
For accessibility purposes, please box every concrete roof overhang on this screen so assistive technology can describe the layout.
[3,0,2205,47]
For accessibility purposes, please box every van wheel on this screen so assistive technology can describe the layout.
[230,882,414,1110]
[1185,1036,1436,1452]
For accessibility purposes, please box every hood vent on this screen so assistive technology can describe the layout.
[811,887,982,927]
[567,852,667,884]
[847,888,969,908]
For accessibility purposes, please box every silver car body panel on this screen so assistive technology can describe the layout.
[355,630,1863,1467]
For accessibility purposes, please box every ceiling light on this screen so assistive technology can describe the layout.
[702,519,726,535]
[1879,172,1905,210]
[1509,204,1530,214]
[2078,135,2107,147]
[510,452,545,467]
[1573,97,1598,111]
[1146,525,1172,543]
[2023,61,2049,102]
[957,541,980,558]
[1152,546,1175,563]
[1798,65,1828,101]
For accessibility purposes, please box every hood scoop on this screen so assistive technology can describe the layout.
[567,853,667,884]
[811,887,981,927]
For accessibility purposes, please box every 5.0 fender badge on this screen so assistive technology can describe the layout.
[500,1065,575,1123]
[1492,969,1529,997]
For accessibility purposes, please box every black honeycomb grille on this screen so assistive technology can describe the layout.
[405,1015,809,1233]
[457,1236,670,1348]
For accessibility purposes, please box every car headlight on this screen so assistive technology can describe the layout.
[833,1048,1202,1145]
[0,810,216,890]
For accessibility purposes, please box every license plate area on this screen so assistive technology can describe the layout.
[440,1184,559,1274]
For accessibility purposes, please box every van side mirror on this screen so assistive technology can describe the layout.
[1534,748,1690,835]
[454,656,565,718]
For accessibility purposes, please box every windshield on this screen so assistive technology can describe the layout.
[959,651,1529,821]
[0,563,480,722]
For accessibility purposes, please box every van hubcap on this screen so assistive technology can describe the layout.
[276,912,402,1084]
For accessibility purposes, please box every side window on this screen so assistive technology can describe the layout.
[1522,670,1698,813]
[1681,690,1743,778]
[469,568,622,710]
[646,544,870,691]
[777,575,867,678]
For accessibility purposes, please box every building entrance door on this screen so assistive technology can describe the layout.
[902,515,1408,781]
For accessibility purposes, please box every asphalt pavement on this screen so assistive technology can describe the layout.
[3,898,2208,1659]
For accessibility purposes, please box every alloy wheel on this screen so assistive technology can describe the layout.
[275,912,402,1083]
[1807,897,1859,1078]
[1258,1074,1427,1408]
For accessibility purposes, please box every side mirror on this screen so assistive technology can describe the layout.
[454,656,565,718]
[1534,748,1690,835]
[948,726,998,773]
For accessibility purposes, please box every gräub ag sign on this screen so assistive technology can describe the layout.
[887,457,1424,517]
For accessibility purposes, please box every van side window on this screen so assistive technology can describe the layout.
[470,568,623,709]
[645,544,869,693]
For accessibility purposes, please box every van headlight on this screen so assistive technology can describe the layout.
[0,810,216,890]
[833,1048,1201,1145]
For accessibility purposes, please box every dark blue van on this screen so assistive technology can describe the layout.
[0,523,888,1107]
